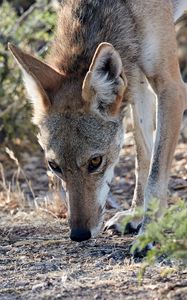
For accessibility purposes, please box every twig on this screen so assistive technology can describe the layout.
[12,3,52,34]
[0,103,16,118]
[5,148,35,200]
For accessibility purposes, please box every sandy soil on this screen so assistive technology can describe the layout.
[0,219,187,300]
[0,133,187,300]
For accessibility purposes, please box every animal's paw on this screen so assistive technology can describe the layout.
[131,242,154,262]
[131,240,172,264]
[104,210,142,235]
[130,219,154,260]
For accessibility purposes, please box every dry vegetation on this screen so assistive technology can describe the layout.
[0,2,187,300]
[0,135,187,300]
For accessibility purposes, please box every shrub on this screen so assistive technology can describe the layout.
[122,199,187,280]
[0,0,56,146]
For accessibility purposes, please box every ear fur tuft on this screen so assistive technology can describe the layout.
[82,43,127,116]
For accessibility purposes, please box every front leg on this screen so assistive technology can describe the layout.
[133,77,186,259]
[141,76,185,232]
[105,71,156,233]
[132,6,187,257]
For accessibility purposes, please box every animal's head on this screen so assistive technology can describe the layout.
[9,42,127,241]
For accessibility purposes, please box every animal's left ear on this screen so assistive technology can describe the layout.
[8,43,63,123]
[82,43,127,116]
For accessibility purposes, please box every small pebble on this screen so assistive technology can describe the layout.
[109,258,116,265]
[94,294,102,300]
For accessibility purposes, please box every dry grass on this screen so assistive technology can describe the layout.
[0,141,187,299]
[0,148,67,221]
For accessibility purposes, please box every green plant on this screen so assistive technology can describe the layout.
[121,199,187,280]
[0,0,56,146]
[131,199,187,260]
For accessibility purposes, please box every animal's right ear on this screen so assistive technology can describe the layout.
[8,43,63,122]
[82,43,127,116]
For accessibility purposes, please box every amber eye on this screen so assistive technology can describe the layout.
[48,161,62,174]
[88,156,102,173]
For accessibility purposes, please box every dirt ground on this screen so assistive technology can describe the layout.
[0,3,187,299]
[0,127,187,300]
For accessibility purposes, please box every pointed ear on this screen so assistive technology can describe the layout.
[8,43,63,122]
[82,43,127,116]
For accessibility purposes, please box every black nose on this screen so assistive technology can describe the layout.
[70,228,91,242]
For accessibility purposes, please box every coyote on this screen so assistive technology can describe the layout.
[9,0,187,245]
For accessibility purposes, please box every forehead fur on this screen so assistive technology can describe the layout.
[38,112,120,160]
[50,77,86,114]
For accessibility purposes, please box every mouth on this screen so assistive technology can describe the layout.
[61,180,107,241]
[90,212,105,238]
[69,208,105,242]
